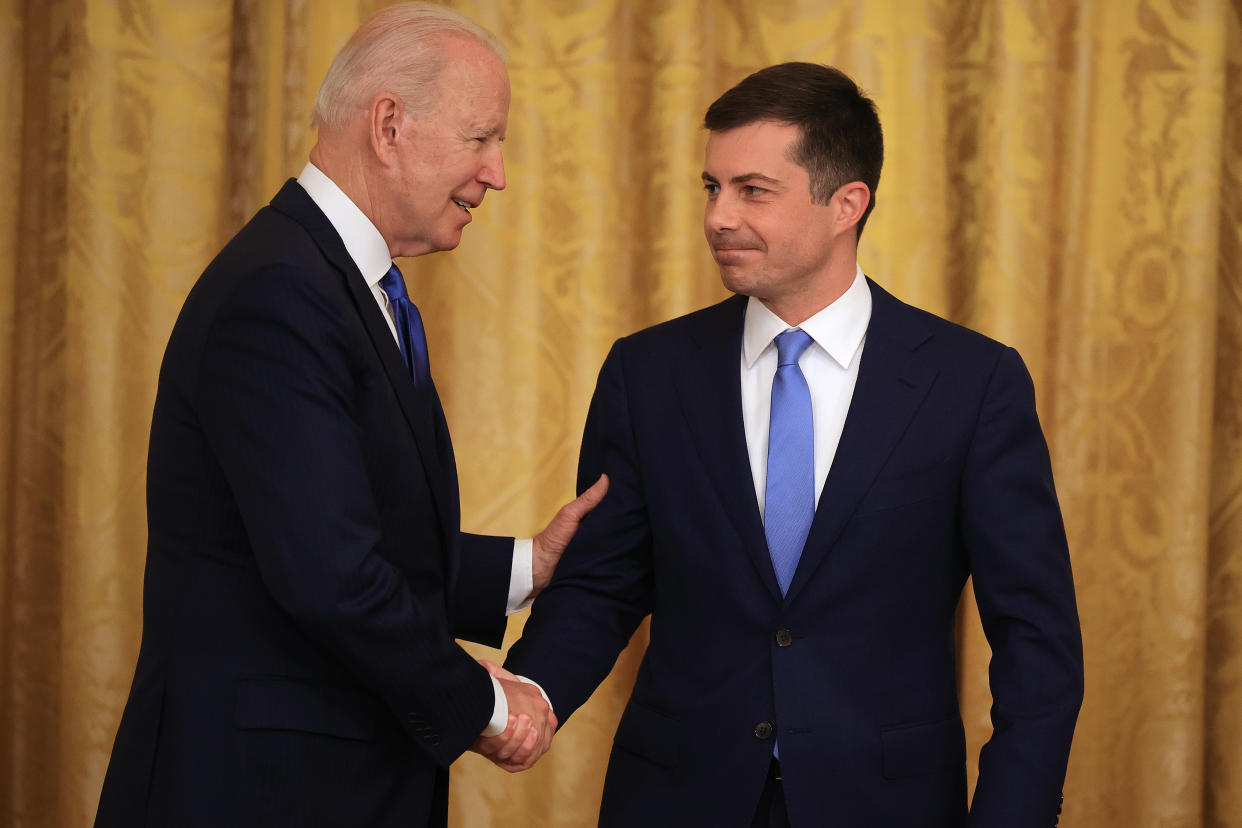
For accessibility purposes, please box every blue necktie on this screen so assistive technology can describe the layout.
[379,264,430,386]
[765,329,815,596]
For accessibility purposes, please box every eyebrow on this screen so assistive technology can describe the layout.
[701,171,782,187]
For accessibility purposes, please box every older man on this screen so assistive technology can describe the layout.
[94,4,602,827]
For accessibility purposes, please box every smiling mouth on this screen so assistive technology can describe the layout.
[452,198,474,214]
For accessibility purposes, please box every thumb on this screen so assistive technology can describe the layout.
[566,474,609,519]
[479,659,518,681]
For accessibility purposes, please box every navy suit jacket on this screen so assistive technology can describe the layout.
[506,282,1084,827]
[96,181,512,828]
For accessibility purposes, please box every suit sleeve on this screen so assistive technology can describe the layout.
[505,340,655,721]
[961,346,1084,827]
[453,532,513,648]
[196,264,494,766]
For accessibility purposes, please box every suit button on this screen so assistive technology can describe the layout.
[775,629,793,647]
[754,721,774,740]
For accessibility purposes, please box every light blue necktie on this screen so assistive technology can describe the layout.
[379,264,430,386]
[765,329,815,596]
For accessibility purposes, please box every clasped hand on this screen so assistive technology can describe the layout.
[470,475,608,772]
[470,660,557,772]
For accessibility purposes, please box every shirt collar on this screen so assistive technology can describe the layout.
[742,264,872,369]
[296,162,393,290]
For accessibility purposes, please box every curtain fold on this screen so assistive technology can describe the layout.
[2,2,1238,826]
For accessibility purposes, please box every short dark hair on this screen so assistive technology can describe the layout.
[704,62,884,238]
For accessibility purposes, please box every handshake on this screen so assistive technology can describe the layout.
[465,474,609,772]
[469,660,558,772]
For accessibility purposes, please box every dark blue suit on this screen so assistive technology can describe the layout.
[96,181,512,828]
[506,282,1083,827]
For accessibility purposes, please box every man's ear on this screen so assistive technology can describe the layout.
[370,93,404,165]
[833,181,871,234]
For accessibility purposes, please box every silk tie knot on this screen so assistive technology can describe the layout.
[380,265,409,302]
[775,329,813,366]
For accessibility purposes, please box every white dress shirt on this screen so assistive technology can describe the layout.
[296,163,534,735]
[741,266,872,517]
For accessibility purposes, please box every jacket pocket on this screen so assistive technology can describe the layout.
[612,699,683,768]
[880,716,965,779]
[235,676,377,741]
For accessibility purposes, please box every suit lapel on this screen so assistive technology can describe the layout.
[671,296,782,601]
[269,180,458,540]
[783,279,939,606]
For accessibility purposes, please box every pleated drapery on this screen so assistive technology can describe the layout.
[2,2,1240,826]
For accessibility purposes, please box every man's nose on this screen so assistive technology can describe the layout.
[705,193,738,232]
[480,145,506,190]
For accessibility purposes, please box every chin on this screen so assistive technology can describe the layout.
[430,232,464,254]
[718,268,760,297]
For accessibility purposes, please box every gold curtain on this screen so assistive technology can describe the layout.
[3,1,1240,826]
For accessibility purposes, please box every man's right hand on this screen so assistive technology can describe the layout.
[469,661,557,772]
[531,474,609,599]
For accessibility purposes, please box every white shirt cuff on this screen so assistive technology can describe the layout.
[507,538,535,614]
[483,675,508,737]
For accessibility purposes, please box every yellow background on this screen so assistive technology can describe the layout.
[2,1,1240,826]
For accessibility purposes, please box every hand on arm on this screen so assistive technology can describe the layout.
[531,474,609,598]
[470,660,558,772]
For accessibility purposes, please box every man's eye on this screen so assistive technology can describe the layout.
[743,185,766,196]
[704,183,719,195]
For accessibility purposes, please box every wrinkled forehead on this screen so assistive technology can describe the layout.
[423,44,508,121]
[434,33,508,92]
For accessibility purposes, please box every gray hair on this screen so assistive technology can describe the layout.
[311,2,506,132]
